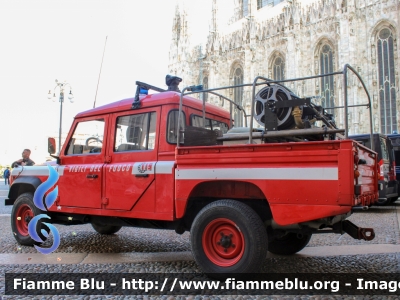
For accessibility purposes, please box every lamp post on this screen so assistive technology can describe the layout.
[47,80,74,154]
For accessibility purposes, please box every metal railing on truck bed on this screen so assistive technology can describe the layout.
[176,64,374,150]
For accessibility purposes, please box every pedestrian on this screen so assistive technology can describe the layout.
[3,167,10,185]
[12,149,35,168]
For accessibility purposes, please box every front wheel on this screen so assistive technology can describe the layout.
[268,232,312,255]
[91,223,122,235]
[190,200,268,275]
[11,193,46,246]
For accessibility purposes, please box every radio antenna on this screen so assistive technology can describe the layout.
[93,36,108,108]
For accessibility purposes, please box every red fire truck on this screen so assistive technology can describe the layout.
[6,66,378,275]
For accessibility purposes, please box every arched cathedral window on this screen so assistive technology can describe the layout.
[233,67,244,127]
[319,44,335,110]
[258,0,267,9]
[258,0,284,8]
[242,0,248,18]
[272,56,285,80]
[377,27,397,134]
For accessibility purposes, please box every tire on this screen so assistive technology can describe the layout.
[190,200,268,275]
[91,223,122,235]
[11,193,47,246]
[268,232,312,255]
[389,197,398,203]
[376,198,390,206]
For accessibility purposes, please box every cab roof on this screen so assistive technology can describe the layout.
[75,91,231,120]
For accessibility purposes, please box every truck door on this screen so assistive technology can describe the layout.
[104,109,159,211]
[58,116,107,209]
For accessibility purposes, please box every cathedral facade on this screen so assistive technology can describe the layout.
[168,0,399,134]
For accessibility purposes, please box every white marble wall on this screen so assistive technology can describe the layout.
[169,0,400,133]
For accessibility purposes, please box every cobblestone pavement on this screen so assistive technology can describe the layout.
[1,182,400,299]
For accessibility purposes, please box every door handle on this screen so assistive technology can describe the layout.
[135,174,149,178]
[86,174,98,179]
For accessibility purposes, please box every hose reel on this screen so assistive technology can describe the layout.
[254,84,297,130]
[254,83,337,133]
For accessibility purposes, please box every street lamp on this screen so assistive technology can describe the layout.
[47,80,74,154]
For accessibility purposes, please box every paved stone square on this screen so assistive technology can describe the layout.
[1,181,400,299]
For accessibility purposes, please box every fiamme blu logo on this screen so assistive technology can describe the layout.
[28,164,61,254]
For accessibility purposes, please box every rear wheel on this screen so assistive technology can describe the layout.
[11,193,46,246]
[376,198,390,206]
[91,223,122,235]
[191,200,268,275]
[268,232,312,255]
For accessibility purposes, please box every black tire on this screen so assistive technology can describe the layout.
[376,198,390,206]
[268,232,312,255]
[389,197,398,203]
[190,200,268,276]
[11,193,47,246]
[91,223,122,235]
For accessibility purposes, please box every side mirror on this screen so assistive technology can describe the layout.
[48,137,56,154]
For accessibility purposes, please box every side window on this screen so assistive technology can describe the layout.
[394,149,400,167]
[211,119,229,133]
[66,119,105,155]
[359,139,370,149]
[167,110,186,144]
[191,115,229,134]
[191,115,211,129]
[380,137,389,161]
[115,112,156,152]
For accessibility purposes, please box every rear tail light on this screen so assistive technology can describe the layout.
[353,147,361,183]
[378,159,384,181]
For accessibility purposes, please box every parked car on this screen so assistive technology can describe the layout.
[350,133,398,205]
[387,134,400,200]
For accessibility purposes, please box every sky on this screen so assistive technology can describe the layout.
[0,0,211,166]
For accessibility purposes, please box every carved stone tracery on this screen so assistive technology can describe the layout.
[168,0,399,133]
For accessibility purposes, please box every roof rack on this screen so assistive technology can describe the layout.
[132,81,166,109]
[132,75,189,109]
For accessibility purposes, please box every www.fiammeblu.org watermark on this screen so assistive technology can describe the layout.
[5,273,400,295]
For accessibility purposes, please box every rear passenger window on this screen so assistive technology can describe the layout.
[114,112,156,152]
[211,119,229,133]
[192,115,212,129]
[191,115,229,133]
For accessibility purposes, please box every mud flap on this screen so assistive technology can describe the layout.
[334,220,375,241]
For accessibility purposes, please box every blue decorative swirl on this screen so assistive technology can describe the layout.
[33,165,59,211]
[29,164,61,254]
[34,222,60,254]
[45,186,58,209]
[28,214,50,243]
[28,215,60,254]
